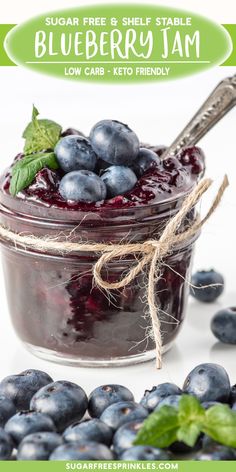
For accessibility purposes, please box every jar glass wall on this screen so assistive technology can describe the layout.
[0,186,198,366]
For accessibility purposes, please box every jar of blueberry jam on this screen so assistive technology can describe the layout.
[0,117,205,366]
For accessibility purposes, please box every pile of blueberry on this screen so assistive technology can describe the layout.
[56,121,141,202]
[190,269,236,345]
[53,120,203,204]
[0,363,236,461]
[4,120,205,209]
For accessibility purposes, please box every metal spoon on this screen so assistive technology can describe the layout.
[161,74,236,160]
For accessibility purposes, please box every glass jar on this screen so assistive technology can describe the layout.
[0,184,199,366]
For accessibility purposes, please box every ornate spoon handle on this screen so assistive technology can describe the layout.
[161,74,236,159]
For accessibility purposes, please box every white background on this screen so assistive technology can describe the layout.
[0,0,236,399]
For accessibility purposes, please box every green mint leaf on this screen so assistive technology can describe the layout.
[9,152,59,196]
[178,395,206,424]
[177,423,201,447]
[134,396,206,450]
[23,106,62,154]
[133,396,236,451]
[134,406,179,448]
[177,395,205,447]
[203,404,236,448]
[32,104,39,120]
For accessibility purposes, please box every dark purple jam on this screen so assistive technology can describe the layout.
[2,146,205,211]
[2,245,193,361]
[0,145,204,364]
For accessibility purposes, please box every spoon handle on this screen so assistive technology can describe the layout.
[161,74,236,159]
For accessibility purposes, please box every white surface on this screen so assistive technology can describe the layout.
[0,0,236,397]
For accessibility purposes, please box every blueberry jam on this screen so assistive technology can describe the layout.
[3,145,204,210]
[0,121,204,365]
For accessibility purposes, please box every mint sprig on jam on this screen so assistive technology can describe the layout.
[10,152,59,197]
[9,106,62,196]
[134,395,236,449]
[23,105,62,154]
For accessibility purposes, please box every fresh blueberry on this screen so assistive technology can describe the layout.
[88,384,134,418]
[140,383,182,412]
[155,395,181,410]
[59,170,106,202]
[132,148,160,177]
[230,384,236,405]
[201,435,236,460]
[100,401,148,431]
[55,136,97,173]
[211,307,236,344]
[0,428,13,460]
[112,420,143,454]
[89,120,139,165]
[30,380,88,432]
[17,432,63,460]
[120,446,171,461]
[61,128,85,138]
[101,166,137,197]
[202,434,221,450]
[190,269,224,302]
[0,395,16,427]
[50,441,114,460]
[63,419,113,446]
[183,363,231,403]
[5,411,56,445]
[0,369,53,411]
[196,446,236,460]
[201,401,221,410]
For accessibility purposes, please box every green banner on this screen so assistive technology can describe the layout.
[0,21,235,72]
[0,24,15,65]
[0,4,233,82]
[0,462,236,470]
[222,24,236,65]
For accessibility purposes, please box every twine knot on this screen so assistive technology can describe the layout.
[92,175,228,368]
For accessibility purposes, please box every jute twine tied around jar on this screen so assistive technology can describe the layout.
[0,175,229,368]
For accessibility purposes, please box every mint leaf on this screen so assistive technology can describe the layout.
[177,395,205,447]
[32,104,39,121]
[178,394,205,423]
[177,423,201,447]
[23,106,62,154]
[203,404,236,448]
[134,406,179,448]
[133,396,236,451]
[134,396,206,450]
[9,152,59,196]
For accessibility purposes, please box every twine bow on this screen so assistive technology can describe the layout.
[0,176,229,368]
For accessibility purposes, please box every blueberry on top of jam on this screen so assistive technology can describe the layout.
[2,119,205,211]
